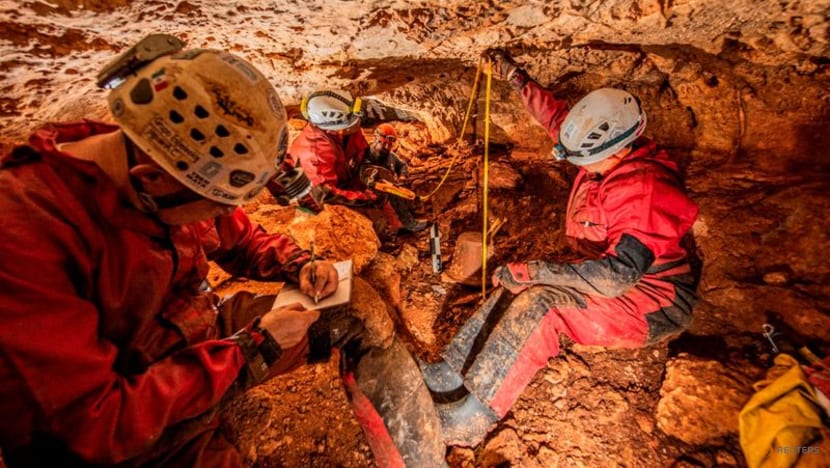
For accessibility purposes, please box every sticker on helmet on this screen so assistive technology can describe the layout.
[562,122,575,140]
[146,117,202,163]
[209,84,254,127]
[151,68,168,92]
[256,170,272,185]
[244,186,263,200]
[221,54,259,83]
[210,187,239,201]
[185,171,211,188]
[276,128,288,160]
[229,169,255,188]
[199,161,222,178]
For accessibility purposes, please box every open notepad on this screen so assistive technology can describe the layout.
[272,259,353,311]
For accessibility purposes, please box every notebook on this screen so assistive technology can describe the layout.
[271,259,353,311]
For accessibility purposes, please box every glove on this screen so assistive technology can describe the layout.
[491,262,535,294]
[307,308,365,364]
[482,48,530,90]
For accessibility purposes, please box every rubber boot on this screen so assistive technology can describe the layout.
[419,359,467,403]
[435,393,499,447]
[420,359,499,447]
[343,338,447,467]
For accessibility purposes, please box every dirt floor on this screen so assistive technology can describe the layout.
[211,122,830,467]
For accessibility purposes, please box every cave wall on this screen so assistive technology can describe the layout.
[1,0,828,167]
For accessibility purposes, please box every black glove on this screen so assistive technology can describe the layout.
[482,48,529,90]
[307,308,365,364]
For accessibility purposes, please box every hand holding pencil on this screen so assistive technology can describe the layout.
[299,243,339,303]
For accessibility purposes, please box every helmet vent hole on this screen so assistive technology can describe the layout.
[587,132,602,140]
[173,87,188,100]
[169,110,184,124]
[129,79,154,105]
[209,146,224,158]
[233,143,248,155]
[175,161,189,171]
[598,122,610,131]
[215,125,230,137]
[194,105,209,119]
[190,128,206,141]
[580,142,593,148]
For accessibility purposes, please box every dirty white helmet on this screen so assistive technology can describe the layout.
[301,89,362,132]
[553,88,647,166]
[106,47,288,205]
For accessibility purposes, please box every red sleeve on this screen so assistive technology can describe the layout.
[210,208,310,282]
[0,213,246,464]
[519,79,570,142]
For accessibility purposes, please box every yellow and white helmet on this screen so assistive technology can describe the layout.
[301,89,362,132]
[104,40,288,205]
[553,88,646,166]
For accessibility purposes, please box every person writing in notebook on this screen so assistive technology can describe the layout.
[0,35,445,467]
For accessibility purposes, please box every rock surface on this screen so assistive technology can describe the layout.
[656,354,756,445]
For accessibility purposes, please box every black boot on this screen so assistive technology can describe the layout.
[419,359,500,447]
[436,393,499,447]
[419,359,467,403]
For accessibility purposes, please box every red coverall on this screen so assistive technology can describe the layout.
[289,124,375,204]
[443,80,700,417]
[0,122,311,466]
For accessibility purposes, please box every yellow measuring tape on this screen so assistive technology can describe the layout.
[416,58,484,202]
[409,56,494,298]
[481,58,492,298]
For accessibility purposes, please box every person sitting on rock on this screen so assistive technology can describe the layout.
[0,35,445,468]
[289,89,427,233]
[420,48,701,448]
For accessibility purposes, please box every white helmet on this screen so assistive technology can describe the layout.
[106,47,288,205]
[553,88,647,166]
[301,89,362,132]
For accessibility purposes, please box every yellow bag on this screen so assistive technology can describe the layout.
[739,354,829,467]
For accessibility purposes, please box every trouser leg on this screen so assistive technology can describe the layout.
[307,280,446,467]
[442,286,581,415]
[430,285,653,446]
[342,338,446,468]
[453,285,651,416]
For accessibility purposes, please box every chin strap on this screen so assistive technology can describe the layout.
[123,134,208,212]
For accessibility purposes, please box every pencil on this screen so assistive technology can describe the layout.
[310,241,319,304]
